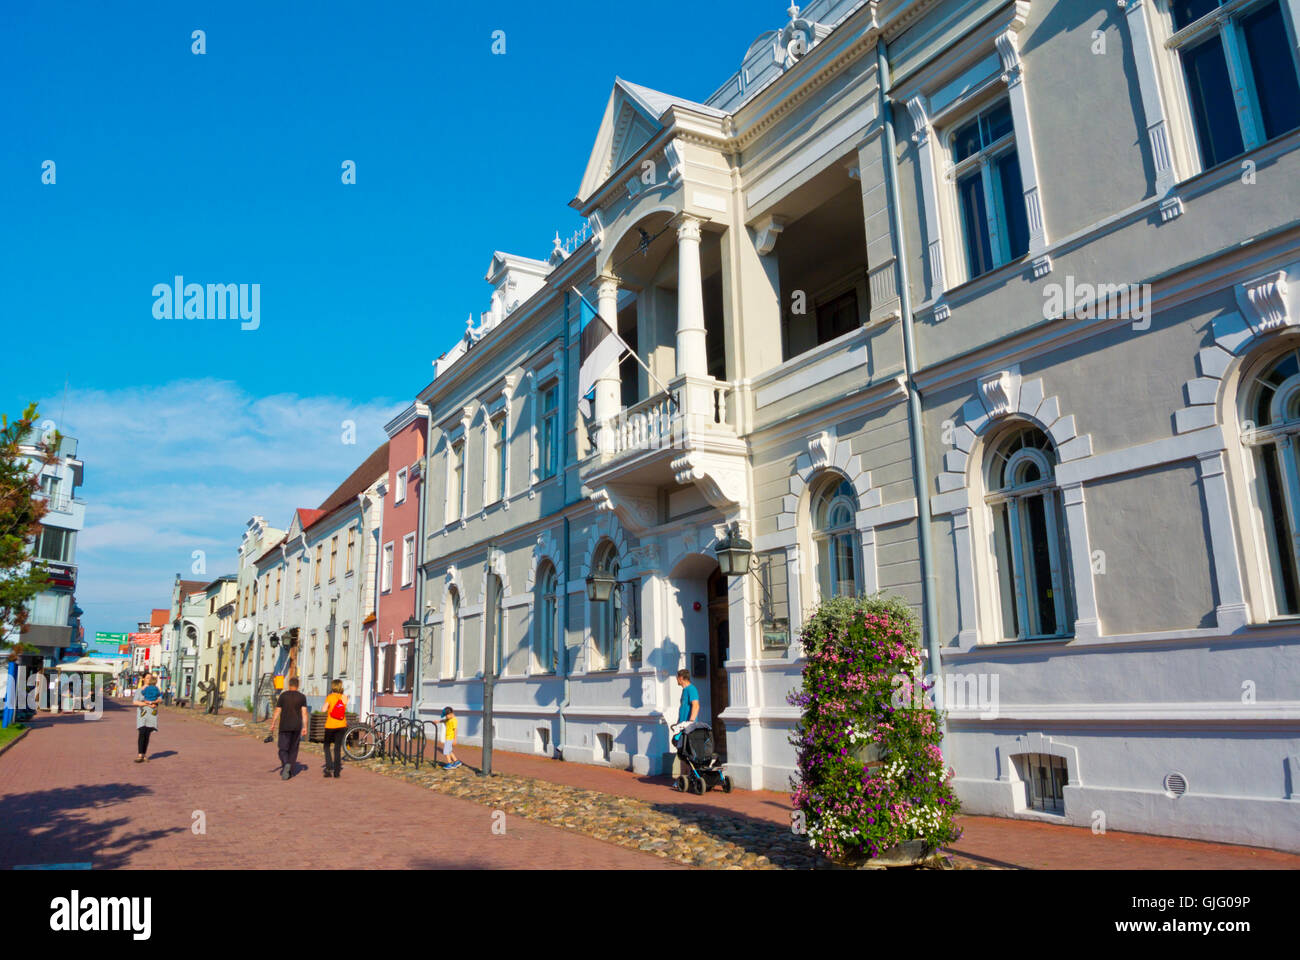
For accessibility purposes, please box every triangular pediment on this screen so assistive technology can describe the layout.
[576,79,668,205]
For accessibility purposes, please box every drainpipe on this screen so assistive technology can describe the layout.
[557,290,573,761]
[877,37,944,714]
[412,402,431,722]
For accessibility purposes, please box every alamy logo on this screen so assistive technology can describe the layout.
[50,890,151,940]
[1043,275,1152,330]
[152,276,260,330]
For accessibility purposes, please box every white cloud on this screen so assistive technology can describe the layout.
[41,379,405,637]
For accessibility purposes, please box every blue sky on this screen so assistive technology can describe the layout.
[1,0,781,639]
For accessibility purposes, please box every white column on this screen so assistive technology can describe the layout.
[952,507,979,649]
[1060,483,1101,640]
[1199,451,1250,630]
[906,98,946,303]
[1122,0,1179,195]
[594,275,622,441]
[996,26,1048,258]
[784,543,804,657]
[675,216,708,378]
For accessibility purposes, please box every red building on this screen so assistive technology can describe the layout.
[374,403,428,714]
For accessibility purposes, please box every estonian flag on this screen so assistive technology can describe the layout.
[575,287,627,419]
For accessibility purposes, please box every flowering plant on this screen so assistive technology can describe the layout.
[788,594,961,861]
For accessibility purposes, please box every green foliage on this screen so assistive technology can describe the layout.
[0,404,58,649]
[789,593,961,861]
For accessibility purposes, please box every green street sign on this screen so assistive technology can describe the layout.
[94,632,128,642]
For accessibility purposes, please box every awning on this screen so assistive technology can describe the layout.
[54,657,126,675]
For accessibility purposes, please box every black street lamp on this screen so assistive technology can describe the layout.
[586,564,617,603]
[714,521,754,579]
[401,616,421,641]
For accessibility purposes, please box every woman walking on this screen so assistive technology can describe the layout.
[321,679,347,778]
[134,673,161,762]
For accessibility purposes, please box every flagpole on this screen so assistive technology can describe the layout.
[570,286,678,406]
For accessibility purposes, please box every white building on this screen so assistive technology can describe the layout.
[409,0,1300,854]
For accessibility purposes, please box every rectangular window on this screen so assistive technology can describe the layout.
[314,545,323,586]
[33,526,75,563]
[340,624,349,675]
[492,417,507,503]
[382,644,396,693]
[275,568,282,603]
[329,536,338,581]
[1172,0,1300,168]
[815,290,859,346]
[947,101,1028,281]
[395,467,408,505]
[382,543,394,593]
[539,385,560,480]
[295,558,302,595]
[401,534,415,588]
[346,527,355,573]
[448,442,464,522]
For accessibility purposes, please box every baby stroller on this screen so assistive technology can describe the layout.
[669,720,732,794]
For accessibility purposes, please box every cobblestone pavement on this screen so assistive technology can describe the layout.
[0,700,677,870]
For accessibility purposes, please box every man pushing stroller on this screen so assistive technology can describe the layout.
[668,668,732,794]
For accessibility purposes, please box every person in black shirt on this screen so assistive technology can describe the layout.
[268,676,309,780]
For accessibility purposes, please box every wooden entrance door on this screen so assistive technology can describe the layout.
[706,569,730,757]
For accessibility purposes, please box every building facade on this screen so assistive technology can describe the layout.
[226,517,284,714]
[251,444,388,712]
[21,434,87,671]
[167,576,208,701]
[408,0,1300,853]
[374,403,429,716]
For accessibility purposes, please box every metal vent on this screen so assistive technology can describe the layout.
[1164,772,1188,797]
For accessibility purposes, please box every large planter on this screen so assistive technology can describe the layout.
[827,839,938,870]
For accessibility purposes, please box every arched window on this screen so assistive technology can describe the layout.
[985,425,1073,640]
[591,542,621,671]
[444,587,460,679]
[811,474,861,600]
[1243,349,1300,615]
[535,562,557,674]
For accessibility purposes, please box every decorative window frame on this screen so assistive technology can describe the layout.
[433,565,464,680]
[930,370,1100,649]
[528,350,564,493]
[395,466,408,505]
[989,731,1083,816]
[772,427,918,649]
[380,540,394,594]
[400,533,416,589]
[898,1,1050,315]
[578,513,631,674]
[442,407,471,529]
[1180,264,1297,626]
[1133,0,1300,193]
[527,529,564,676]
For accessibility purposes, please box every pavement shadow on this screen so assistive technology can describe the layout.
[147,750,178,760]
[647,800,811,868]
[0,782,184,870]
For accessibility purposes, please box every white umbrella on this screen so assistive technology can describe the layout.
[54,657,125,675]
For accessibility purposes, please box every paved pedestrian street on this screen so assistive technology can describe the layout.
[4,699,1298,871]
[0,701,677,870]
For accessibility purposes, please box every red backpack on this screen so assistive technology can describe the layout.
[329,696,346,721]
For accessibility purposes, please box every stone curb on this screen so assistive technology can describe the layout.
[0,727,30,759]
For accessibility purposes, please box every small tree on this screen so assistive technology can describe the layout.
[789,594,961,862]
[0,404,58,654]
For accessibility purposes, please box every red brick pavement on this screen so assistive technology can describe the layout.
[442,743,1300,870]
[0,700,678,870]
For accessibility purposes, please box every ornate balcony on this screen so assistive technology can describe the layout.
[582,374,749,532]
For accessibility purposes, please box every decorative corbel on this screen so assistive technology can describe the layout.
[753,215,787,256]
[1236,271,1291,335]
